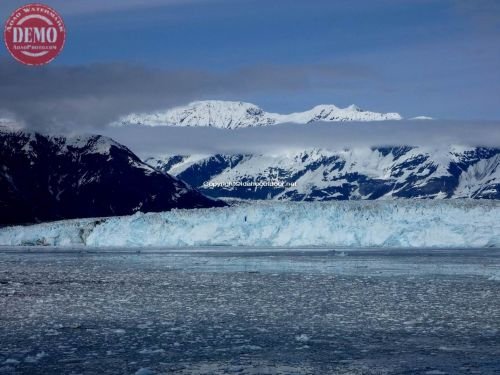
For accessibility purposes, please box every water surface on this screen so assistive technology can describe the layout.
[0,248,499,374]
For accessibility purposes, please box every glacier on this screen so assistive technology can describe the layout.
[0,200,498,248]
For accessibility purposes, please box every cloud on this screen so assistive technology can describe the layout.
[101,120,500,157]
[0,59,209,131]
[0,58,377,131]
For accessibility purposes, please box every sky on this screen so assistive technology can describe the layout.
[0,0,499,131]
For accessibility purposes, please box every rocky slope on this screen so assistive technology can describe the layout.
[0,128,224,225]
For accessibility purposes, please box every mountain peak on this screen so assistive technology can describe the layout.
[347,104,361,111]
[113,100,404,129]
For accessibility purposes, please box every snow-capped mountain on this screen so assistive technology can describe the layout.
[146,146,500,201]
[114,100,403,128]
[0,128,224,225]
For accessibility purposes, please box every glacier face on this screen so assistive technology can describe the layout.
[1,200,498,248]
[146,146,500,201]
[113,100,403,128]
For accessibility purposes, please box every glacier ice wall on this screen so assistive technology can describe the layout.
[0,201,499,248]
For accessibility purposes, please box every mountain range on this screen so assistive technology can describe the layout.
[1,100,497,227]
[114,100,407,129]
[146,146,500,201]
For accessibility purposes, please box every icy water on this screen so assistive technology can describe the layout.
[0,248,499,375]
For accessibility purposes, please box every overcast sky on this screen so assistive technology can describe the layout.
[0,0,499,132]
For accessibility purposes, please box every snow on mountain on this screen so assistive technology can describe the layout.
[113,100,403,128]
[1,200,498,248]
[454,153,500,198]
[146,146,500,201]
[0,128,224,225]
[0,119,22,130]
[273,104,402,123]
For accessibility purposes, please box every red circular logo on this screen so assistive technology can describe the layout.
[4,3,65,66]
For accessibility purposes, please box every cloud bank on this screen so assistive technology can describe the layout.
[101,120,500,157]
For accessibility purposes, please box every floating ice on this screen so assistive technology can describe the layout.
[134,368,155,375]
